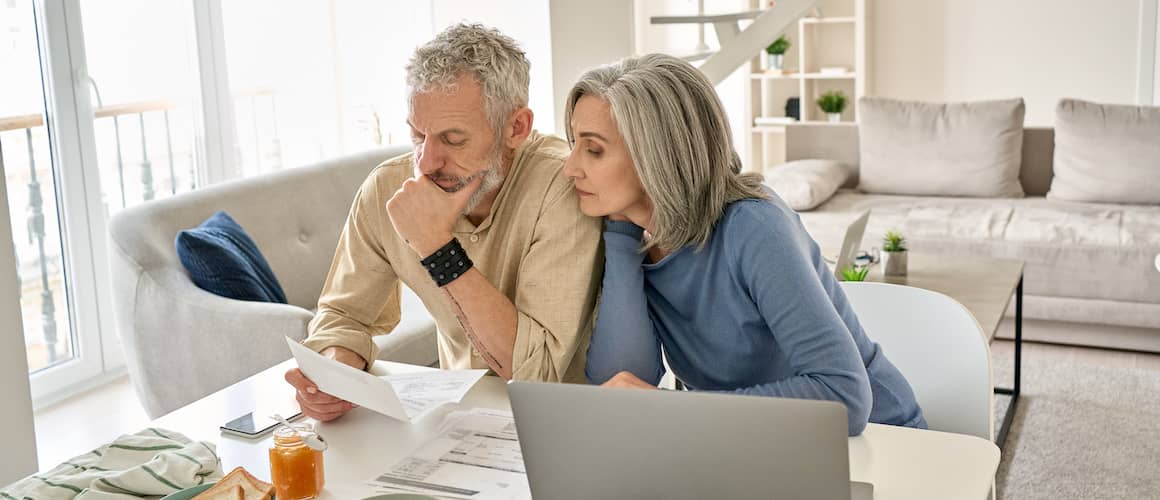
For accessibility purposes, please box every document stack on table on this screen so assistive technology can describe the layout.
[366,408,530,500]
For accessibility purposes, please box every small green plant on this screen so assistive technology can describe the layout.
[840,265,870,282]
[816,91,847,114]
[766,35,791,55]
[882,230,907,252]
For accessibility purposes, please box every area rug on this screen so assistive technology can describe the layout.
[991,357,1160,498]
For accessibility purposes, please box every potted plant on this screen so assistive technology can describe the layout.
[765,35,790,71]
[816,91,846,122]
[840,265,870,282]
[881,230,908,277]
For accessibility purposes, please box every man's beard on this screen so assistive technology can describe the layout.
[415,146,506,214]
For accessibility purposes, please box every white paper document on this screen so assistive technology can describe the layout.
[285,337,486,422]
[366,409,530,500]
[387,370,491,416]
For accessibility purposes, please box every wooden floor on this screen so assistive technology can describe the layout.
[32,340,1160,472]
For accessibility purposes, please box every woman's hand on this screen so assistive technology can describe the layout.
[601,370,658,390]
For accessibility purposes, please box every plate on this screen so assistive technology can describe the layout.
[160,483,214,500]
[160,483,279,500]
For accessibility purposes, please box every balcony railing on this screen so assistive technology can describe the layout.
[0,90,280,372]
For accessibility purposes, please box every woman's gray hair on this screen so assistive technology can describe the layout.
[406,23,530,138]
[565,53,767,251]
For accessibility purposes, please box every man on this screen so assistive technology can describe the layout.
[285,23,603,421]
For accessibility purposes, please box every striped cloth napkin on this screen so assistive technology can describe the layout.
[2,428,222,500]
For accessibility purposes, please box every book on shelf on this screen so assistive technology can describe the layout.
[754,116,798,126]
[762,68,795,76]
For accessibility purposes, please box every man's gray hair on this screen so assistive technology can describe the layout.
[406,23,531,136]
[564,53,767,251]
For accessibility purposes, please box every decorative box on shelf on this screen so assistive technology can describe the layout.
[754,116,798,126]
[761,68,796,76]
[819,66,849,75]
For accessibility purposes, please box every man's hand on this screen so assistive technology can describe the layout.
[601,370,659,390]
[284,346,367,422]
[387,175,482,257]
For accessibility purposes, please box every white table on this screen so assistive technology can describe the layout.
[154,360,1000,500]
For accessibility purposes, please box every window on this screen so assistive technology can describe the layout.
[0,0,77,376]
[80,0,202,210]
[221,0,434,175]
[2,0,558,406]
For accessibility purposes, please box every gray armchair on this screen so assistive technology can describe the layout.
[108,146,438,418]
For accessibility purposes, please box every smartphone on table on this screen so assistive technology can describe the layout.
[220,403,304,439]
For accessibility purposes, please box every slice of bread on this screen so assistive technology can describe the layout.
[232,467,275,500]
[195,467,275,500]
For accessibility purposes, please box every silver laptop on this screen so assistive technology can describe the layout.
[508,381,873,500]
[833,210,870,278]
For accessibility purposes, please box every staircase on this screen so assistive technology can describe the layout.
[650,0,819,85]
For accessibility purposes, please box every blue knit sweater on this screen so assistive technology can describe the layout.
[586,195,927,435]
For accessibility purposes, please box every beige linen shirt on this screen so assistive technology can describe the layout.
[302,131,602,383]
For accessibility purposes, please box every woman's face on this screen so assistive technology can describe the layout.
[563,95,649,220]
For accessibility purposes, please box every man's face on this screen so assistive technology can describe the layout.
[408,74,505,213]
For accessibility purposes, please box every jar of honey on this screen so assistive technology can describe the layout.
[269,424,325,499]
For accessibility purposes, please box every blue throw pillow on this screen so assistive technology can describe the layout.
[175,211,288,303]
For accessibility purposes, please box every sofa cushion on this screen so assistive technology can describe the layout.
[1048,98,1160,205]
[797,191,1160,306]
[176,211,288,303]
[762,159,850,211]
[857,97,1026,198]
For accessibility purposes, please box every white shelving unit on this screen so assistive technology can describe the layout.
[744,0,869,171]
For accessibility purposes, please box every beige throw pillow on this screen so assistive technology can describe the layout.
[1048,98,1160,205]
[858,97,1025,198]
[763,159,850,211]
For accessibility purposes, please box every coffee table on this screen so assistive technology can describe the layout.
[866,253,1024,447]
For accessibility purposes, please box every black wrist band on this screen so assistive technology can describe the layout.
[421,238,473,287]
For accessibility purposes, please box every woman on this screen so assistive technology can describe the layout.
[564,54,925,435]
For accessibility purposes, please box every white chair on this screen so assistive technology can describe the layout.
[840,281,993,441]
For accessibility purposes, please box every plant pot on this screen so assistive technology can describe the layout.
[883,250,908,277]
[767,53,783,70]
[826,112,841,123]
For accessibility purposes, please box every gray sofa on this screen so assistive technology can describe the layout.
[784,123,1160,352]
[108,146,438,418]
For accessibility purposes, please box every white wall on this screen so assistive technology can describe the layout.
[548,0,635,134]
[633,0,702,58]
[1140,0,1160,104]
[432,0,558,133]
[630,0,752,167]
[871,0,1144,125]
[0,168,39,483]
[1155,0,1160,102]
[428,1,639,136]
